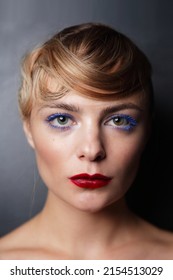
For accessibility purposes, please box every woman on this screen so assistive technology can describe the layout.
[0,22,173,260]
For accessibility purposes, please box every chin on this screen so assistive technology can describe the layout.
[72,191,118,213]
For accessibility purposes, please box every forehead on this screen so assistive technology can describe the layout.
[42,76,148,105]
[63,90,144,105]
[31,73,149,116]
[34,89,147,115]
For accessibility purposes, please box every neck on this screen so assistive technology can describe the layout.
[38,191,136,259]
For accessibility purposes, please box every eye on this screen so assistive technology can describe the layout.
[55,115,69,125]
[105,114,137,131]
[46,113,76,130]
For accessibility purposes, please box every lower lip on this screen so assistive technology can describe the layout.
[70,179,111,189]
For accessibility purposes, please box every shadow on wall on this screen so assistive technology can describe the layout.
[126,103,173,231]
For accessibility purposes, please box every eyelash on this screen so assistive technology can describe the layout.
[105,114,137,131]
[46,113,76,131]
[46,113,137,132]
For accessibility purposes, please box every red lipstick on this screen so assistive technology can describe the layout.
[69,173,112,189]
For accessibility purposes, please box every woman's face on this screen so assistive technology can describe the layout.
[24,90,150,212]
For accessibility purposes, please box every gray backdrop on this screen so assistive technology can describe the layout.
[0,0,173,237]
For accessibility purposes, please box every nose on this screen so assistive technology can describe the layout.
[76,127,106,162]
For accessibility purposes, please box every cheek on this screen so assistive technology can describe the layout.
[109,130,147,178]
[33,133,67,182]
[104,136,145,203]
[118,139,143,164]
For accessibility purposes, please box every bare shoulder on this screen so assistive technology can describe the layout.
[0,215,42,260]
[108,218,173,260]
[136,218,173,259]
[0,215,69,260]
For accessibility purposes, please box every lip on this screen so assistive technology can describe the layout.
[69,173,112,189]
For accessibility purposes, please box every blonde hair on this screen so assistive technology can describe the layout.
[18,22,153,119]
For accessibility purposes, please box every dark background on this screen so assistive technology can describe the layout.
[0,0,173,237]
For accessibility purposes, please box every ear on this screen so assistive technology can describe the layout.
[23,121,35,149]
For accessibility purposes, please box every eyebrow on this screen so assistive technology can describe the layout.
[39,102,143,116]
[100,103,143,119]
[39,103,80,113]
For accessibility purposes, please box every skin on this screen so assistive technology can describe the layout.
[26,91,149,213]
[0,90,173,259]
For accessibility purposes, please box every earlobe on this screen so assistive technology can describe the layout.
[23,121,35,149]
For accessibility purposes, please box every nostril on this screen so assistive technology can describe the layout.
[93,151,106,162]
[77,133,106,162]
[78,150,106,162]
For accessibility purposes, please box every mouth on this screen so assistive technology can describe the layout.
[69,173,112,189]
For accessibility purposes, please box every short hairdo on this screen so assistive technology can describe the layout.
[18,22,154,119]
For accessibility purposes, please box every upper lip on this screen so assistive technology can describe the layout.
[70,173,112,180]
